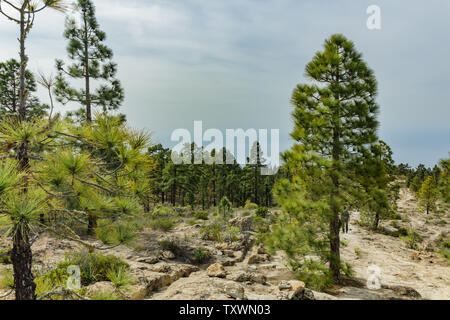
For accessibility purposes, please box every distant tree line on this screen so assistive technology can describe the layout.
[148,143,279,210]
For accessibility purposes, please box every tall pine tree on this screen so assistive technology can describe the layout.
[55,0,124,122]
[270,34,380,285]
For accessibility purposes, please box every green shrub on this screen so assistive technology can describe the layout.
[242,211,251,217]
[151,205,175,219]
[55,250,129,286]
[174,205,192,217]
[106,266,133,289]
[218,196,233,221]
[390,221,400,229]
[254,217,269,233]
[244,200,258,210]
[151,218,176,231]
[441,241,450,249]
[439,248,450,263]
[193,211,209,220]
[95,221,137,246]
[90,289,119,300]
[0,248,11,264]
[158,240,179,254]
[193,248,211,264]
[401,230,423,250]
[290,259,334,291]
[226,226,240,243]
[401,216,411,223]
[34,274,68,299]
[397,227,409,237]
[0,268,14,290]
[200,224,222,242]
[255,207,268,218]
[187,218,198,226]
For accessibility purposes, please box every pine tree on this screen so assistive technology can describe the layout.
[0,0,67,301]
[269,34,380,285]
[0,59,48,119]
[438,156,450,203]
[0,0,67,121]
[0,114,149,300]
[148,144,171,204]
[358,140,398,230]
[55,0,124,122]
[418,176,438,215]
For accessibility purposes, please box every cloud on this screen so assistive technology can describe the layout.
[0,0,448,167]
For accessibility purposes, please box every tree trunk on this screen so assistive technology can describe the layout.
[254,165,258,205]
[330,205,341,283]
[11,5,36,301]
[374,212,380,230]
[83,11,92,122]
[87,213,97,235]
[19,13,26,120]
[330,121,341,283]
[11,230,36,300]
[212,164,216,207]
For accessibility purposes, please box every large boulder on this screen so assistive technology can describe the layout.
[229,216,253,232]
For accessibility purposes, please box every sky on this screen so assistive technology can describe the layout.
[0,0,449,168]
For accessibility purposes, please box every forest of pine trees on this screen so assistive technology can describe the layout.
[0,0,448,301]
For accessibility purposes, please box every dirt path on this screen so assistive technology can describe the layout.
[341,188,450,300]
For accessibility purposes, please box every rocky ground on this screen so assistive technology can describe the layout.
[341,188,449,300]
[0,188,448,300]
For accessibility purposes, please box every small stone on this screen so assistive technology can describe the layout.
[223,250,235,258]
[162,251,176,260]
[247,254,261,265]
[216,243,228,250]
[249,273,266,284]
[151,263,171,273]
[207,263,227,278]
[227,271,249,283]
[224,283,246,300]
[256,245,266,255]
[247,265,257,272]
[137,256,160,264]
[279,280,292,290]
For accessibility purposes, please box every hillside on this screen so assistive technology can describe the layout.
[1,187,448,301]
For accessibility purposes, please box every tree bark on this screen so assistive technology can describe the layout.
[11,230,36,300]
[87,213,97,236]
[374,212,380,230]
[18,11,26,120]
[83,10,92,122]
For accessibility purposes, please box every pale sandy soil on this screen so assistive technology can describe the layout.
[341,188,449,300]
